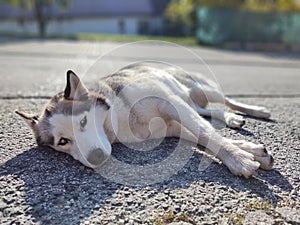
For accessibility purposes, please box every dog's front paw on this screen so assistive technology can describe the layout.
[230,140,267,156]
[224,150,260,178]
[229,140,274,171]
[254,153,274,171]
[225,113,245,128]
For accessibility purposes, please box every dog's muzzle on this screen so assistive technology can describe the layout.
[86,148,109,167]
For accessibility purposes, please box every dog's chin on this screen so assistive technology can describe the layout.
[84,158,110,169]
[75,148,110,169]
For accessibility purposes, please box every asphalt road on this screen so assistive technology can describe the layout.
[0,40,299,224]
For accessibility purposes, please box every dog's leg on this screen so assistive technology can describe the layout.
[159,96,260,178]
[189,84,271,119]
[225,97,271,119]
[227,139,274,170]
[195,106,245,128]
[168,121,274,171]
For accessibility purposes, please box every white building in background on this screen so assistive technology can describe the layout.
[0,0,170,35]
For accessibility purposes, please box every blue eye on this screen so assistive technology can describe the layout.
[58,137,69,146]
[80,116,87,128]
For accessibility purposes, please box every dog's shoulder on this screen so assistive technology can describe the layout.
[99,63,155,95]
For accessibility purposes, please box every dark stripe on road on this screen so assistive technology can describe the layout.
[1,51,300,68]
[1,94,300,100]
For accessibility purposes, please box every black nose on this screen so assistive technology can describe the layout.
[87,148,108,166]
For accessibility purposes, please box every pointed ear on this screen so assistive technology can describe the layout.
[15,109,39,128]
[64,70,89,100]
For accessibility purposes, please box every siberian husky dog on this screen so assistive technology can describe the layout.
[16,63,273,178]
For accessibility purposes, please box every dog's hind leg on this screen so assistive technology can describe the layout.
[189,83,271,119]
[225,97,271,119]
[189,85,246,128]
[195,106,245,128]
[189,83,225,107]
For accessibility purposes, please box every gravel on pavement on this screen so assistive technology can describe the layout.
[1,97,299,224]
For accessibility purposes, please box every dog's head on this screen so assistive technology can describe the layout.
[15,71,112,168]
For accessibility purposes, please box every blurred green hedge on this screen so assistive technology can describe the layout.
[196,8,300,45]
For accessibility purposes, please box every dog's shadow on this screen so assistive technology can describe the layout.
[0,147,119,223]
[0,139,292,224]
[207,115,278,138]
[238,113,278,124]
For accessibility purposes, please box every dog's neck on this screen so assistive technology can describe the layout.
[103,117,116,144]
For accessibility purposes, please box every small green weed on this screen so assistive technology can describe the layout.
[150,210,195,225]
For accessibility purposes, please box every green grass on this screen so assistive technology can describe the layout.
[227,199,275,225]
[150,210,195,225]
[0,31,198,46]
[78,33,198,46]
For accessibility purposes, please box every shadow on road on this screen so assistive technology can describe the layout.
[0,147,119,223]
[0,139,293,224]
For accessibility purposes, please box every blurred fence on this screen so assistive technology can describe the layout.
[196,8,300,46]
